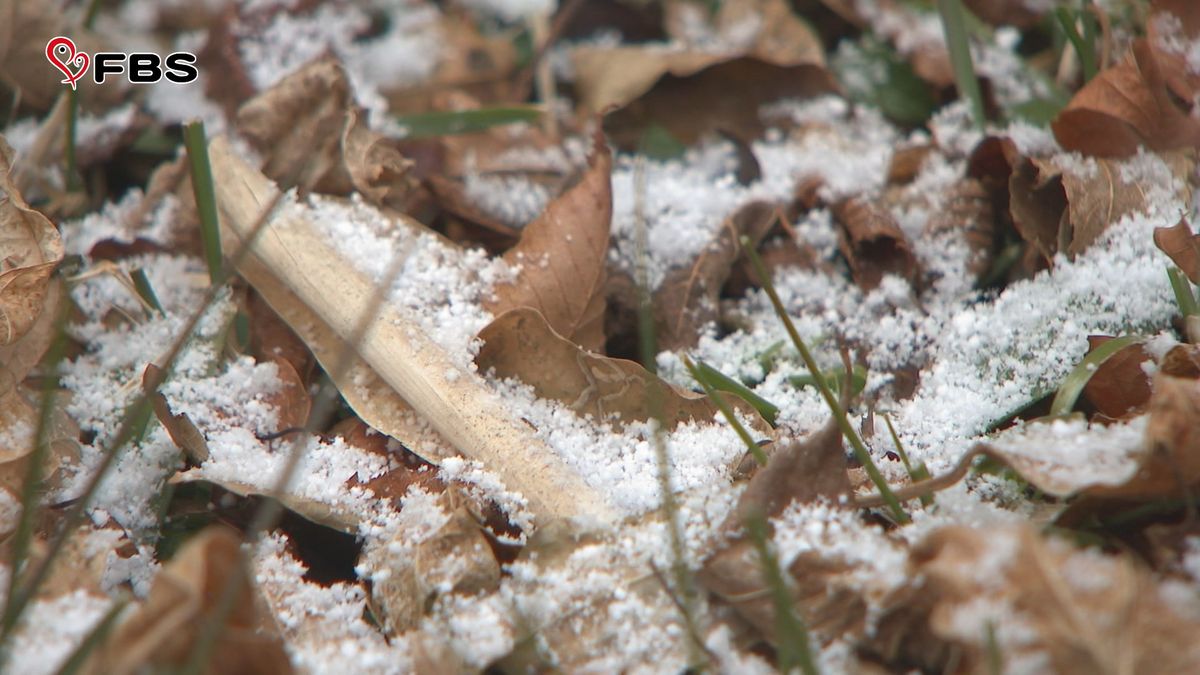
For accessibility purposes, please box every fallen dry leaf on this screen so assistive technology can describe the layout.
[872,525,1200,674]
[485,131,612,352]
[84,526,293,675]
[1008,152,1190,264]
[573,6,836,149]
[832,197,920,291]
[0,136,65,348]
[732,420,849,524]
[145,364,210,465]
[1052,39,1200,158]
[236,56,419,209]
[1082,336,1154,420]
[654,201,779,351]
[922,178,995,282]
[368,502,500,634]
[476,307,768,432]
[1153,217,1200,283]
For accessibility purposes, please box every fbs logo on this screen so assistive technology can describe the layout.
[45,36,198,90]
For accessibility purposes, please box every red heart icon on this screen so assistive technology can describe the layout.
[45,36,90,91]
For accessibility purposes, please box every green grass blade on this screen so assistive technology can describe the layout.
[1048,335,1146,417]
[1168,267,1199,318]
[882,413,933,506]
[1055,7,1096,81]
[685,356,769,466]
[395,106,542,138]
[740,236,908,524]
[936,0,986,128]
[743,514,820,675]
[65,90,80,192]
[694,359,779,426]
[183,121,222,285]
[130,268,165,316]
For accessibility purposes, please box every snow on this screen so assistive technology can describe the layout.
[5,590,114,675]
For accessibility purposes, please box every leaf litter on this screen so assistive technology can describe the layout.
[3,0,1200,673]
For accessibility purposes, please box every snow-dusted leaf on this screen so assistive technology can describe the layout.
[145,364,210,465]
[476,307,768,431]
[733,420,849,524]
[369,502,500,634]
[1052,39,1200,158]
[0,136,64,347]
[1154,218,1200,283]
[875,525,1200,673]
[84,526,293,674]
[654,201,778,351]
[922,179,995,283]
[832,197,920,291]
[237,56,419,211]
[485,131,612,352]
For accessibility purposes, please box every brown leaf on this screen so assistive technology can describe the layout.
[368,503,501,634]
[832,197,919,291]
[653,201,778,351]
[0,279,62,399]
[873,525,1200,674]
[236,56,418,210]
[1008,153,1186,263]
[1082,336,1154,420]
[145,364,210,465]
[0,387,78,538]
[85,527,293,675]
[1154,218,1200,283]
[0,136,64,348]
[1053,39,1200,157]
[922,178,996,282]
[484,132,613,352]
[476,307,768,432]
[733,420,850,524]
[573,14,836,149]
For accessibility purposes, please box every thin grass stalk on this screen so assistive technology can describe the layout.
[2,298,71,642]
[0,190,284,653]
[630,159,707,670]
[881,413,932,506]
[936,0,986,128]
[65,89,80,192]
[52,598,128,675]
[743,513,819,675]
[683,356,767,466]
[740,237,908,523]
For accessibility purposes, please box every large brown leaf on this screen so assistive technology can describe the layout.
[1053,39,1200,157]
[832,197,920,291]
[476,307,767,431]
[0,136,64,349]
[484,132,613,352]
[1154,218,1200,283]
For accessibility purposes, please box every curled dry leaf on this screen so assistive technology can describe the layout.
[922,178,995,282]
[1081,336,1154,420]
[654,201,779,351]
[873,525,1200,674]
[84,526,293,675]
[573,1,836,148]
[0,386,79,538]
[484,131,612,352]
[1153,217,1200,283]
[1008,152,1191,264]
[700,422,859,647]
[145,364,211,465]
[476,307,768,432]
[1052,39,1200,158]
[368,503,500,634]
[832,197,919,291]
[236,56,419,209]
[0,136,65,347]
